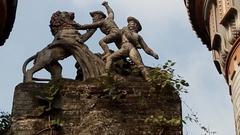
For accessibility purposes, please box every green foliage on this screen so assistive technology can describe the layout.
[35,117,63,135]
[147,60,215,134]
[33,79,62,115]
[103,77,126,102]
[50,118,63,130]
[145,113,181,127]
[89,75,126,102]
[0,112,11,134]
[147,60,189,93]
[34,80,64,134]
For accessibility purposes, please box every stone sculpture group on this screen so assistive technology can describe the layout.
[22,1,159,82]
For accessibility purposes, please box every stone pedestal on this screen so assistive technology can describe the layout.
[11,76,182,135]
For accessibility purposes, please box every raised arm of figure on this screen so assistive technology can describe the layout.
[102,1,114,20]
[74,21,103,30]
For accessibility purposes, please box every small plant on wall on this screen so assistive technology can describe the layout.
[147,60,189,94]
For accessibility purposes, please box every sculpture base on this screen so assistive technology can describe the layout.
[11,76,182,135]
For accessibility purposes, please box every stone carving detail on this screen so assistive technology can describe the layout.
[220,49,229,66]
[208,0,237,44]
[226,16,240,44]
[105,16,159,79]
[75,1,122,59]
[22,1,159,82]
[217,0,224,20]
[218,5,240,45]
[216,0,233,20]
[225,0,232,11]
[22,11,105,82]
[212,33,229,74]
[209,4,217,41]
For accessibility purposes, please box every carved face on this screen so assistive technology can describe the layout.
[61,11,75,20]
[127,21,139,32]
[92,14,105,22]
[50,11,77,36]
[69,12,75,20]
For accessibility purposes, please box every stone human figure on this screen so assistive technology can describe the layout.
[22,11,98,82]
[105,16,159,79]
[75,1,121,58]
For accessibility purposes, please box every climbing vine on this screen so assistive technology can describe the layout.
[182,100,217,135]
[33,79,64,135]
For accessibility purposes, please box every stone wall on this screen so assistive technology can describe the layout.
[10,76,182,135]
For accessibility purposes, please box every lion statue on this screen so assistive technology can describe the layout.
[22,11,98,82]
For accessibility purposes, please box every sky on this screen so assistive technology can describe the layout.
[0,0,236,134]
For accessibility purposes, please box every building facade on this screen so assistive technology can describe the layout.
[185,0,240,134]
[0,0,18,45]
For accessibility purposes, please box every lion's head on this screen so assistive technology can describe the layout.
[49,11,76,36]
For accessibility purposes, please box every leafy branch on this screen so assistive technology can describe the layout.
[147,60,189,93]
[147,60,216,134]
[182,100,217,135]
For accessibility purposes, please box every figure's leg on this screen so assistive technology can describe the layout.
[45,61,63,80]
[25,69,34,83]
[25,63,46,82]
[99,32,120,59]
[115,40,122,49]
[129,48,149,80]
[25,50,54,82]
[105,47,128,72]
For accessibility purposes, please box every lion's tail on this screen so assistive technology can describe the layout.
[22,54,51,82]
[22,54,36,74]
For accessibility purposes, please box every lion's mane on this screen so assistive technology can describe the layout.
[49,11,76,36]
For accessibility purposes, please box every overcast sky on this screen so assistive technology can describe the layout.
[0,0,236,134]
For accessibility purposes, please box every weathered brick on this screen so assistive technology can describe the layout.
[11,77,182,135]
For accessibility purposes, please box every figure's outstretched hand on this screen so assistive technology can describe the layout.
[75,23,82,29]
[153,53,159,60]
[102,1,108,6]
